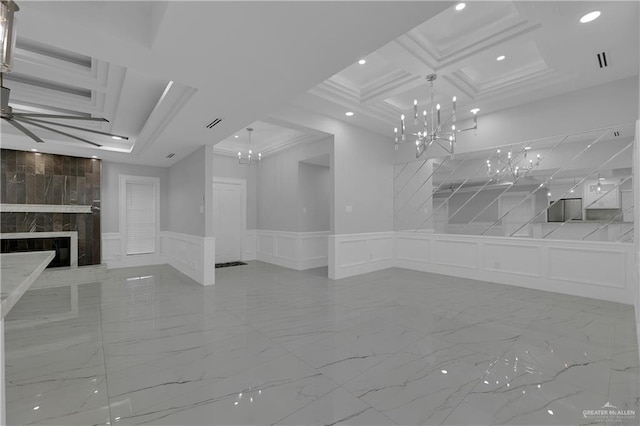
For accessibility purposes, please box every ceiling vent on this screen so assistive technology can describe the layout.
[596,52,608,68]
[166,153,175,158]
[205,118,222,129]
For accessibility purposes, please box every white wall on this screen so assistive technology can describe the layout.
[167,146,206,237]
[257,138,332,232]
[101,161,169,233]
[268,108,394,235]
[298,162,330,232]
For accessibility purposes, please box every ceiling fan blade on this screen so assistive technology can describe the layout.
[2,117,45,142]
[15,117,102,147]
[19,117,129,140]
[11,113,109,122]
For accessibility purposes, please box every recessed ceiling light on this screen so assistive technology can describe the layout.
[496,55,506,61]
[358,59,366,65]
[470,108,480,114]
[455,2,466,11]
[580,11,600,23]
[524,146,531,150]
[345,111,354,117]
[234,135,239,138]
[111,136,123,140]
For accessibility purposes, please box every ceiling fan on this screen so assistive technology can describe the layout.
[0,0,128,147]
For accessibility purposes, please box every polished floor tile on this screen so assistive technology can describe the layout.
[4,262,639,425]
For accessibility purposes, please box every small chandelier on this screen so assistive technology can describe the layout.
[486,147,540,181]
[237,128,261,165]
[394,74,478,158]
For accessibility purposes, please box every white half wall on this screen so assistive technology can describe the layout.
[160,231,215,286]
[329,232,395,279]
[101,233,165,269]
[102,232,215,286]
[395,232,635,305]
[246,230,328,270]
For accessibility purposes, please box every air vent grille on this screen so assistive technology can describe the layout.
[596,52,608,68]
[614,131,620,137]
[166,153,175,158]
[205,118,222,129]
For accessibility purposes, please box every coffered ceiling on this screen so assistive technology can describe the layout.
[0,1,637,166]
[293,1,639,136]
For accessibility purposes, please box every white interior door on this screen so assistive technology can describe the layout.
[212,178,246,263]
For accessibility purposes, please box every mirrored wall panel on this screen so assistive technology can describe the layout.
[394,124,635,242]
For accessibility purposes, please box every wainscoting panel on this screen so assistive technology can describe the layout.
[101,233,164,270]
[483,242,541,277]
[395,232,634,304]
[329,232,395,279]
[251,230,329,271]
[102,233,121,264]
[547,246,626,288]
[432,238,478,269]
[160,232,215,286]
[395,235,430,263]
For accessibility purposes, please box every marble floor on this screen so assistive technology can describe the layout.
[4,262,639,425]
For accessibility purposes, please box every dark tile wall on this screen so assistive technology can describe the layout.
[0,149,101,266]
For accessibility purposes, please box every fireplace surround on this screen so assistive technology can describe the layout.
[0,149,101,266]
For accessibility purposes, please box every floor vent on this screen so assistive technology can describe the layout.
[596,52,608,68]
[206,118,222,129]
[166,153,175,158]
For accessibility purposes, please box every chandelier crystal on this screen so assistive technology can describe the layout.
[237,127,261,165]
[394,74,478,158]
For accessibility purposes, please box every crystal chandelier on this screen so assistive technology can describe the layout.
[237,128,261,165]
[394,74,478,158]
[486,147,541,181]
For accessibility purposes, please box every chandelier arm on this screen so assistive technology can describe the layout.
[16,117,129,140]
[3,117,44,142]
[11,113,108,122]
[15,117,102,147]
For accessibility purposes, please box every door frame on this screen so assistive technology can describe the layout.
[212,177,247,261]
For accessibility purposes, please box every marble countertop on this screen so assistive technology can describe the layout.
[1,251,54,319]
